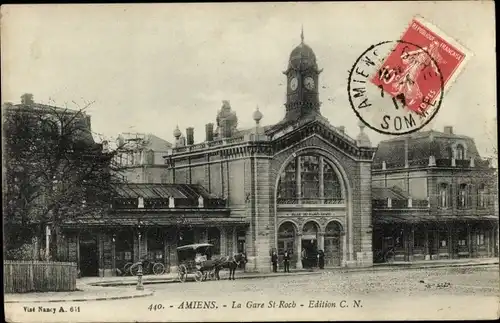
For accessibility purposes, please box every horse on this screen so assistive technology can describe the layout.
[213,253,247,280]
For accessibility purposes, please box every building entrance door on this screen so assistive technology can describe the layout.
[79,234,99,277]
[301,239,318,268]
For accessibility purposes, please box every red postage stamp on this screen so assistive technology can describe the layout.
[370,16,473,115]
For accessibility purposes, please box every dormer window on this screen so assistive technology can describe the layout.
[455,144,465,160]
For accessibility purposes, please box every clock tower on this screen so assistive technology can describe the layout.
[283,28,322,121]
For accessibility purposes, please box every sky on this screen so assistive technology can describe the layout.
[1,2,497,159]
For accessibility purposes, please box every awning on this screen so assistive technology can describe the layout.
[61,216,249,228]
[114,183,217,199]
[374,214,498,224]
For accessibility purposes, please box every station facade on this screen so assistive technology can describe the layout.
[59,33,376,276]
[56,33,497,277]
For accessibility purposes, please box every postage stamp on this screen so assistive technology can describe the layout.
[348,16,473,135]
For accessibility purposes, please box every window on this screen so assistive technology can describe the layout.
[438,183,449,208]
[277,154,343,203]
[277,159,297,200]
[455,144,465,160]
[457,184,472,209]
[477,233,485,246]
[457,229,467,246]
[301,156,320,199]
[324,162,342,201]
[477,184,488,208]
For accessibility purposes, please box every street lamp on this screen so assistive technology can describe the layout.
[136,220,144,291]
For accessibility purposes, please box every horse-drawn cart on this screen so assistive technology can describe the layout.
[176,243,217,283]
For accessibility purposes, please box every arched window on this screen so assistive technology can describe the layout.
[277,154,343,204]
[438,183,449,208]
[455,144,465,160]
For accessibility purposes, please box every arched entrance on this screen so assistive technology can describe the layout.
[324,221,343,267]
[302,221,319,268]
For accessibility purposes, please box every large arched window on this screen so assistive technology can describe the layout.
[277,154,343,204]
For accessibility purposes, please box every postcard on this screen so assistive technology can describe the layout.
[2,2,498,322]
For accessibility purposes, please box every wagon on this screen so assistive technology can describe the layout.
[176,243,217,283]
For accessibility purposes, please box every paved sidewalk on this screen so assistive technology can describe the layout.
[82,257,499,287]
[4,282,153,304]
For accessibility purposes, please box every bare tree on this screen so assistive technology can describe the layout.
[2,95,127,260]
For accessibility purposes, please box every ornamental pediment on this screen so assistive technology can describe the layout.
[270,119,375,160]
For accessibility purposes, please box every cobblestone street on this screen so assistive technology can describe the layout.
[5,265,499,322]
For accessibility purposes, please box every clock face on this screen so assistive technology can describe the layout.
[290,77,298,91]
[304,76,315,90]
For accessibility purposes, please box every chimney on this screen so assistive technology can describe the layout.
[338,126,345,133]
[186,127,194,145]
[205,123,214,142]
[444,126,453,135]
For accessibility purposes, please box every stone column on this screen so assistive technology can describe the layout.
[318,232,325,251]
[319,157,325,201]
[424,226,430,260]
[111,235,116,276]
[233,227,238,254]
[296,156,302,202]
[219,226,227,255]
[409,225,415,262]
[296,233,303,269]
[448,225,453,259]
[467,224,472,258]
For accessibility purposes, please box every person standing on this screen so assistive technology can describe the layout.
[283,250,290,273]
[271,250,278,273]
[301,248,307,269]
[318,249,325,269]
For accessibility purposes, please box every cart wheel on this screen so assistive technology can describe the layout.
[123,263,133,276]
[153,263,165,275]
[178,265,187,283]
[194,271,203,282]
[130,263,139,276]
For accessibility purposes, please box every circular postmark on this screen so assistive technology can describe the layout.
[347,40,444,135]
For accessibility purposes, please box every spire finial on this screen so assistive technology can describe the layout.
[300,25,304,43]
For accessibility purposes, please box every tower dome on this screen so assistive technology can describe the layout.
[287,27,318,71]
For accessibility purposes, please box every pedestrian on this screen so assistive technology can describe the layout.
[283,250,290,273]
[301,248,307,269]
[318,249,325,269]
[271,250,278,273]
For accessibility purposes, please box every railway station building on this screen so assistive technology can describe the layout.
[60,33,376,275]
[57,34,497,277]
